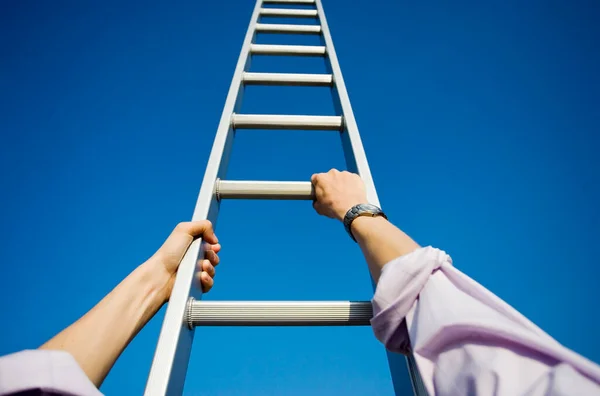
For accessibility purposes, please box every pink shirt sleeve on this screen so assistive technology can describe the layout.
[0,349,102,396]
[371,246,600,395]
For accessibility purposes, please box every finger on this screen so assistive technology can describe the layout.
[206,243,222,254]
[197,271,214,293]
[312,183,326,201]
[204,249,220,267]
[311,173,319,185]
[176,221,218,244]
[196,259,215,276]
[202,261,217,279]
[312,200,325,216]
[198,260,217,278]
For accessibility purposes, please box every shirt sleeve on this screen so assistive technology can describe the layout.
[0,349,102,396]
[370,246,600,395]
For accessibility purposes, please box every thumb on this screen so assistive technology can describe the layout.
[177,220,218,244]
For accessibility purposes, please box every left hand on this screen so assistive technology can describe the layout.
[149,221,221,301]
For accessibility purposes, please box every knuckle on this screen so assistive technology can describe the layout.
[200,220,213,230]
[204,263,214,274]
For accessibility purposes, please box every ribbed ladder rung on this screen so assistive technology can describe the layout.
[146,0,426,393]
[232,114,342,130]
[243,72,332,87]
[216,180,313,200]
[262,0,316,4]
[260,8,318,18]
[250,44,326,57]
[255,23,321,35]
[187,301,373,327]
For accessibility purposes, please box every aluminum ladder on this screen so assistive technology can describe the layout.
[144,0,426,394]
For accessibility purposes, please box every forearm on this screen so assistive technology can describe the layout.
[350,216,420,282]
[39,261,169,387]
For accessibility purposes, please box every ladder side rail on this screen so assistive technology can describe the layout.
[143,1,264,395]
[314,1,427,395]
[313,0,378,205]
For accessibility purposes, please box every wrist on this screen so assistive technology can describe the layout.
[335,202,366,222]
[137,259,173,306]
[350,215,387,240]
[342,203,387,241]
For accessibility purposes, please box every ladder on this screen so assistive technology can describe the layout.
[144,1,426,395]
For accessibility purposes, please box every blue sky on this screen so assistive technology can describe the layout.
[1,0,599,395]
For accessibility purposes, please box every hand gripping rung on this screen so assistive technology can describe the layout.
[243,72,332,87]
[232,114,342,130]
[250,44,326,57]
[216,180,314,200]
[255,23,321,35]
[263,0,316,4]
[187,300,373,327]
[260,8,318,18]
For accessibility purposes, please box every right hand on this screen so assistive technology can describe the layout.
[311,169,368,221]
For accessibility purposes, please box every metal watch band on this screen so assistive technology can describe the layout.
[343,203,387,242]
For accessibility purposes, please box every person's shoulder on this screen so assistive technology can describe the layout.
[0,349,102,396]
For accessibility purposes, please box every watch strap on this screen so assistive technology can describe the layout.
[343,203,387,242]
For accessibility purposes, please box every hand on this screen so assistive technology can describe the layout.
[148,221,221,301]
[311,169,368,221]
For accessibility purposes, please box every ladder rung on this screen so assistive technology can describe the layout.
[260,8,318,18]
[243,72,332,87]
[250,44,326,57]
[187,301,373,326]
[216,180,314,200]
[263,0,316,4]
[255,23,321,35]
[232,114,342,130]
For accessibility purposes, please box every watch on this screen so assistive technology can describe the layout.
[343,203,387,242]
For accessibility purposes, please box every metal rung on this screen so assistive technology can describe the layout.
[187,300,373,326]
[232,114,342,130]
[147,0,426,393]
[243,72,332,86]
[260,8,318,18]
[216,180,314,200]
[255,23,321,35]
[263,0,316,4]
[250,44,326,57]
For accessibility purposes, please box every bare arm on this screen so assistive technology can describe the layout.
[39,221,221,388]
[351,216,420,282]
[311,169,419,282]
[311,169,600,395]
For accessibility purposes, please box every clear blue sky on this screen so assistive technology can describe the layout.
[1,0,599,395]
